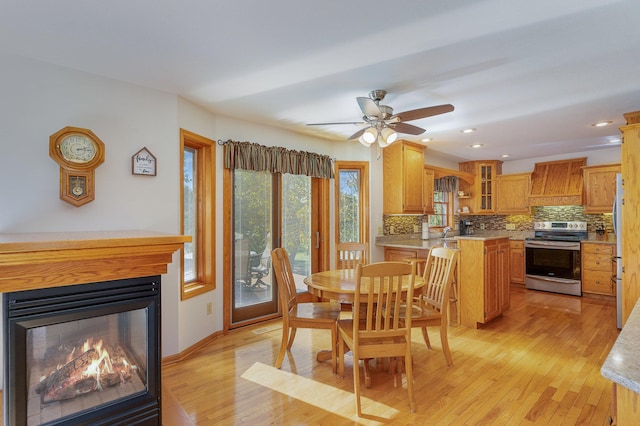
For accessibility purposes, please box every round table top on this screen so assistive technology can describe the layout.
[303,268,423,304]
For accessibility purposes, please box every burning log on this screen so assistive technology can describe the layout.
[36,348,99,399]
[35,340,136,404]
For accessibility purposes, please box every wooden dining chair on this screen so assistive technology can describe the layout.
[336,242,368,270]
[399,246,459,366]
[337,261,417,416]
[271,248,341,372]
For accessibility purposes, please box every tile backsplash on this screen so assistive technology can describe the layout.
[382,205,612,235]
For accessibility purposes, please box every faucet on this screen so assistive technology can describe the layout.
[443,226,453,238]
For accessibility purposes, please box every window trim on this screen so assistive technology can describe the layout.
[180,129,215,300]
[429,190,453,231]
[334,161,369,246]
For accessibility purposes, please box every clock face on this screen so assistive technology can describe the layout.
[59,134,97,164]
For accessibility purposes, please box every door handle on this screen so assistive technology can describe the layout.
[315,231,320,249]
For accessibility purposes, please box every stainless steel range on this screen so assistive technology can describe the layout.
[525,221,587,296]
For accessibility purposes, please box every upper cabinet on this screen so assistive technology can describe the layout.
[383,140,425,214]
[423,167,435,215]
[582,163,621,214]
[458,160,503,215]
[496,173,531,214]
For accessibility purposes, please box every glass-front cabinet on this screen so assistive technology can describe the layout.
[458,160,503,215]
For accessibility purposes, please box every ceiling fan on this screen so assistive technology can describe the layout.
[307,89,454,148]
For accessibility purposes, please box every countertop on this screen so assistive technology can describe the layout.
[602,300,640,393]
[375,237,459,250]
[376,232,528,250]
[376,232,616,250]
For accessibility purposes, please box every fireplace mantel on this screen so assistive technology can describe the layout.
[0,230,190,292]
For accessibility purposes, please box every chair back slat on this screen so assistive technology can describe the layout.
[336,242,368,270]
[421,247,458,313]
[354,262,416,341]
[271,248,298,315]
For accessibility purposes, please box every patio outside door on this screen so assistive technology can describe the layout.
[231,170,316,324]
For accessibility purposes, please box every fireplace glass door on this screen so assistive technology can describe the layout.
[4,276,161,426]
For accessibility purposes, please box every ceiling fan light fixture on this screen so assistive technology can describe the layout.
[379,127,398,147]
[358,134,374,147]
[362,127,378,143]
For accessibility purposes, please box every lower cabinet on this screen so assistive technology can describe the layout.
[581,242,615,296]
[384,247,429,275]
[459,237,510,328]
[509,240,525,285]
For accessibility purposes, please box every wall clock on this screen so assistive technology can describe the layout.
[49,126,105,207]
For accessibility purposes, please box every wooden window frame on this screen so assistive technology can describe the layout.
[429,191,453,231]
[180,129,215,300]
[334,161,369,246]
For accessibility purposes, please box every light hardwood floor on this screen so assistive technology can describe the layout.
[162,287,619,425]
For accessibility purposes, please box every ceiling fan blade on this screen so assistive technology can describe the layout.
[348,128,366,140]
[395,104,454,122]
[393,122,426,135]
[307,121,364,126]
[357,97,381,117]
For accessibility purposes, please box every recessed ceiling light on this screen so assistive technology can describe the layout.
[592,121,613,127]
[461,128,476,134]
[500,154,510,158]
[421,137,432,142]
[470,144,484,148]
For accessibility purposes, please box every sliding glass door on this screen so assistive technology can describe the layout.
[231,170,321,324]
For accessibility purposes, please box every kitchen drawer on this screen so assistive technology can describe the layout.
[583,253,614,271]
[582,243,614,255]
[510,240,524,249]
[582,270,615,295]
[384,248,423,261]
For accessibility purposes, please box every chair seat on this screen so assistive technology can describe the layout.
[391,304,442,320]
[291,302,340,325]
[338,319,408,353]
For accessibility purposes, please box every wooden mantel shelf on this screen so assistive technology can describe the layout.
[0,230,190,292]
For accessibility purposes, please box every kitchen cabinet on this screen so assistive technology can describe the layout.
[621,111,640,325]
[423,167,435,214]
[458,160,503,215]
[582,242,615,296]
[383,140,425,214]
[458,237,510,328]
[498,239,510,312]
[509,240,525,285]
[582,163,621,214]
[496,173,531,214]
[384,247,428,262]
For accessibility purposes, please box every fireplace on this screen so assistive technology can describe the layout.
[0,231,189,426]
[4,276,161,426]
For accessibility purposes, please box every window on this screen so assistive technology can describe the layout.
[180,129,215,300]
[335,161,369,244]
[429,191,451,229]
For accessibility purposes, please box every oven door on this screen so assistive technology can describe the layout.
[525,240,581,296]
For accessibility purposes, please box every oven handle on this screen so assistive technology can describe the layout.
[524,241,581,250]
[525,274,581,285]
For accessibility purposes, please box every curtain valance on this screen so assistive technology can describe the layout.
[222,140,334,179]
[434,176,458,192]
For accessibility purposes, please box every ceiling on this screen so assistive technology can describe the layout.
[3,0,639,162]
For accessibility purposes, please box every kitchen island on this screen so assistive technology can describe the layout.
[602,300,640,424]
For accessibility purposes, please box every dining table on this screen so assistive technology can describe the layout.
[303,267,424,385]
[304,267,424,304]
